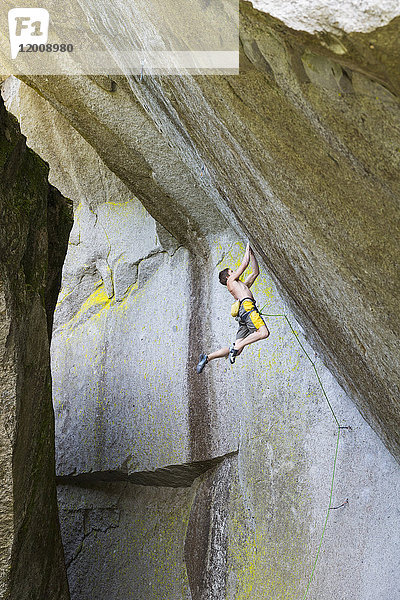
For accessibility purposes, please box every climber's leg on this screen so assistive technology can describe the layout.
[206,338,250,361]
[196,314,269,373]
[196,346,229,374]
[234,325,269,352]
[207,346,230,361]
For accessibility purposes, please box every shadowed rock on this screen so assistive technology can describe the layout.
[0,96,71,599]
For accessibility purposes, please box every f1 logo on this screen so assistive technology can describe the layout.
[8,8,49,59]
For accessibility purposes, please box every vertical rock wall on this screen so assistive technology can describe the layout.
[3,80,399,600]
[11,3,400,464]
[0,97,71,598]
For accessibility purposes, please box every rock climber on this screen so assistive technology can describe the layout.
[196,243,269,373]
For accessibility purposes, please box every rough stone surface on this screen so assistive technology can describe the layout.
[57,482,196,600]
[1,2,399,598]
[3,1,399,464]
[0,96,71,599]
[250,0,400,33]
[3,82,399,596]
[56,377,400,600]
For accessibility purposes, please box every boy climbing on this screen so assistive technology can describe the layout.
[196,243,269,373]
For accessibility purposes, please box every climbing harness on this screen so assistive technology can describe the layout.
[257,308,350,600]
[231,297,259,320]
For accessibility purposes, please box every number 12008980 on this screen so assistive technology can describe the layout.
[18,43,73,52]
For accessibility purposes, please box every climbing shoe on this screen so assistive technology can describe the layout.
[229,345,239,364]
[196,353,208,374]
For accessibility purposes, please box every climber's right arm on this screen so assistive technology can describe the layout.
[228,243,250,284]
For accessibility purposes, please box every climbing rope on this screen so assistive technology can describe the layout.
[258,309,348,599]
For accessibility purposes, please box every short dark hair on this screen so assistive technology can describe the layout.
[219,268,230,286]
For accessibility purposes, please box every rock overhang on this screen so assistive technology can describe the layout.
[3,2,398,461]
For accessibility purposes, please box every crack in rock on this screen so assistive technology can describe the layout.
[56,451,238,488]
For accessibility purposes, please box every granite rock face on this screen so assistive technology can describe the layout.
[3,70,400,600]
[249,0,400,33]
[1,1,399,598]
[9,1,400,464]
[0,96,71,598]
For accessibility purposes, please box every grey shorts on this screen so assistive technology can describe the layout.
[235,300,266,340]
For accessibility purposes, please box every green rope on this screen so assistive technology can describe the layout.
[283,315,340,427]
[302,430,340,600]
[260,312,343,599]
